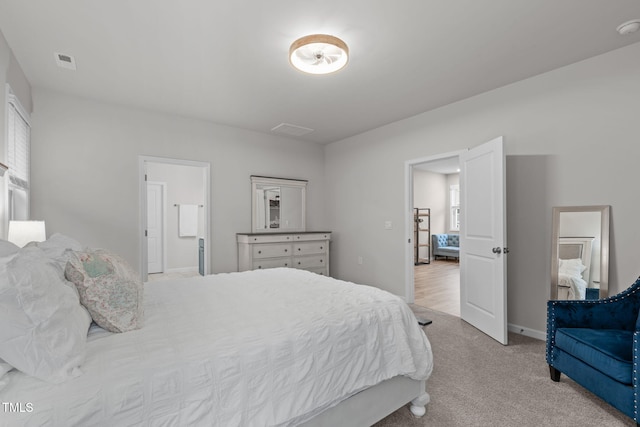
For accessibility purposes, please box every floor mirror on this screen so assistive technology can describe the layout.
[550,205,610,300]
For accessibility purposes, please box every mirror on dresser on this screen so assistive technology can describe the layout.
[550,205,610,300]
[251,176,307,233]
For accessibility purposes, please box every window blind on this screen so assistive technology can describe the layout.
[7,93,30,190]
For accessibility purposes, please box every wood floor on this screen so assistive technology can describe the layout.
[414,259,460,317]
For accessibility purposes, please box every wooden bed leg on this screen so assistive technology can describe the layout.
[409,391,430,417]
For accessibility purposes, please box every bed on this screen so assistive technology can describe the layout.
[556,237,594,300]
[0,235,433,426]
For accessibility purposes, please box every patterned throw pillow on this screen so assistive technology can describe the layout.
[65,249,144,333]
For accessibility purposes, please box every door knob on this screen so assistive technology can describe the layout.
[492,247,502,254]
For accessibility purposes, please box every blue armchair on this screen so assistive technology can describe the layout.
[546,277,640,426]
[432,234,460,260]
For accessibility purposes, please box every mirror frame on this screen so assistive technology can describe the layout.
[550,205,610,300]
[251,175,307,233]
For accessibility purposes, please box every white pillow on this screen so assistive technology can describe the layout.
[29,233,84,276]
[0,239,19,257]
[37,233,83,252]
[559,258,587,277]
[0,247,92,383]
[0,358,13,391]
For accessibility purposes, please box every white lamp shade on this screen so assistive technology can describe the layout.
[8,221,46,248]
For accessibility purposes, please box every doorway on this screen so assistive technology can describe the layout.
[138,156,211,283]
[410,153,462,317]
[405,137,508,344]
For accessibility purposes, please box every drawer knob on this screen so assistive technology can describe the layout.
[298,248,301,251]
[258,266,262,269]
[320,259,323,263]
[320,246,323,250]
[258,250,262,254]
[298,262,301,265]
[284,249,288,252]
[285,263,288,266]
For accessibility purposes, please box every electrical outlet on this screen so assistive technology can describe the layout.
[357,256,363,265]
[384,221,392,230]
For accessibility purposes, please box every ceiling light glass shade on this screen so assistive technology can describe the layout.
[289,34,349,75]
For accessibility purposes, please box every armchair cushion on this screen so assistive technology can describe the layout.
[555,328,633,384]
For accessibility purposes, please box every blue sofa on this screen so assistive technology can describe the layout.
[546,277,640,426]
[432,234,460,260]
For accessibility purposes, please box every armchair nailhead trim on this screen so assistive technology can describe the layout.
[635,334,639,421]
[547,276,640,422]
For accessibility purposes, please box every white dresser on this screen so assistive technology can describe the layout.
[237,232,331,276]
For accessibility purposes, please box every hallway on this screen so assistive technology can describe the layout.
[414,259,460,317]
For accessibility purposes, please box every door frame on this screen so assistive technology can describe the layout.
[146,181,167,274]
[404,150,466,303]
[138,155,211,282]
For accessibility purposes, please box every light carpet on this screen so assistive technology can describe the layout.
[373,306,635,427]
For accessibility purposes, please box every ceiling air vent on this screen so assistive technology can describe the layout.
[54,52,77,70]
[271,123,314,137]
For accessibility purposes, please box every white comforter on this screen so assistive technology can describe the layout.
[0,268,432,426]
[558,273,587,300]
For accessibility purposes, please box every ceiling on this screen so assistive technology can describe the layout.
[1,1,639,145]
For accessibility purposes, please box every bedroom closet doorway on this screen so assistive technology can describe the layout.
[405,137,508,345]
[138,156,211,283]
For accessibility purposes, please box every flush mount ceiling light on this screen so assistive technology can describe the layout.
[617,19,640,35]
[289,34,349,75]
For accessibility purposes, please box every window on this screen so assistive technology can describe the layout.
[6,86,31,220]
[450,184,460,231]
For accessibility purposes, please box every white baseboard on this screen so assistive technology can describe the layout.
[165,266,199,274]
[508,323,546,341]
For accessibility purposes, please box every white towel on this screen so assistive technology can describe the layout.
[179,204,198,237]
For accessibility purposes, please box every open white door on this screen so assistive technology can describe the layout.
[459,136,508,344]
[146,182,164,274]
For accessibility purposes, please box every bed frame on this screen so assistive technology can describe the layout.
[302,376,429,426]
[557,237,594,300]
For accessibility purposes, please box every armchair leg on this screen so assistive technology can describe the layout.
[549,365,561,382]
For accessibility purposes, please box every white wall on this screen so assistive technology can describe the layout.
[413,170,446,234]
[30,88,327,274]
[146,162,205,271]
[325,42,640,334]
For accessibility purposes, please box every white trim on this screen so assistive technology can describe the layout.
[508,323,545,341]
[146,181,167,274]
[404,150,466,303]
[164,266,199,274]
[139,155,211,283]
[6,84,31,125]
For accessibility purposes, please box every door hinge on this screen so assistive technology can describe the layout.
[144,174,148,181]
[145,230,148,237]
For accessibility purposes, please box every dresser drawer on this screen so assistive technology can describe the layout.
[292,233,331,241]
[294,241,327,255]
[252,258,291,270]
[252,244,292,259]
[293,255,326,269]
[245,234,294,244]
